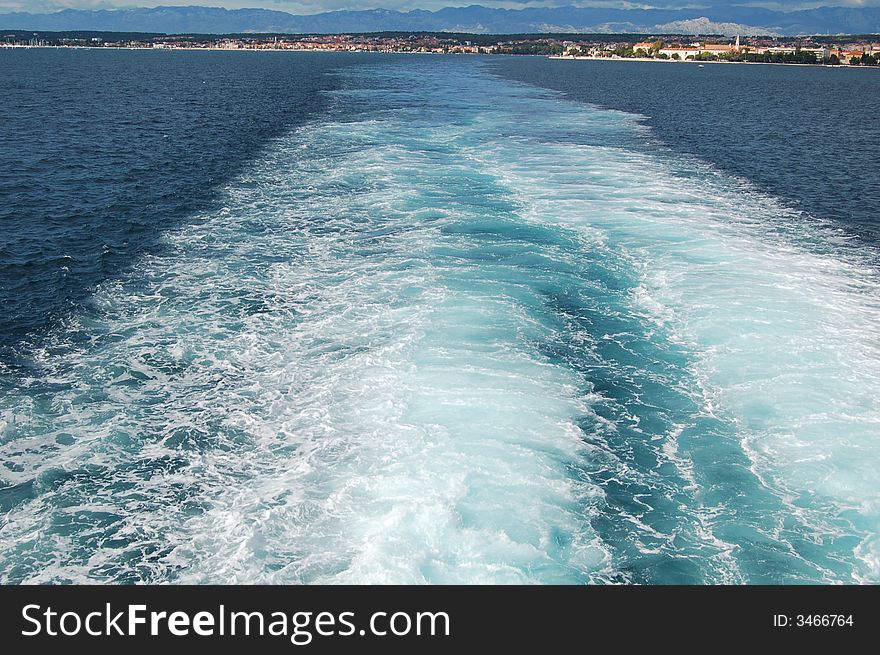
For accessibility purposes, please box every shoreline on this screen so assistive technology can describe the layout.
[548,54,874,69]
[0,44,479,55]
[3,45,877,69]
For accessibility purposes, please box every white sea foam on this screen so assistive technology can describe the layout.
[1,59,878,584]
[470,80,880,582]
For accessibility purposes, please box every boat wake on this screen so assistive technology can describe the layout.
[1,58,878,584]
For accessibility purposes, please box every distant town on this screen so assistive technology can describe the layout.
[2,30,879,66]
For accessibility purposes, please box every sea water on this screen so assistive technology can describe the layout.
[1,52,878,584]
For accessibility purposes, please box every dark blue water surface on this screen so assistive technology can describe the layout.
[0,49,371,371]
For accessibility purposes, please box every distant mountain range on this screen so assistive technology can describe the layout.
[2,5,880,37]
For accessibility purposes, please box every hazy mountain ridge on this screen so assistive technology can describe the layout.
[1,5,879,36]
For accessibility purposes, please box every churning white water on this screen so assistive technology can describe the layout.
[1,59,878,584]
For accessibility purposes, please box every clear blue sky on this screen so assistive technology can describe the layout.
[4,0,878,15]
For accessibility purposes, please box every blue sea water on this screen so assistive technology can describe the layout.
[1,50,879,584]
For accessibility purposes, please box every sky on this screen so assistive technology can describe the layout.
[2,0,878,15]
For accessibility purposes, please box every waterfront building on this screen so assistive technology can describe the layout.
[658,46,703,59]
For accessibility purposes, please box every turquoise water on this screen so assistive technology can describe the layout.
[1,55,879,584]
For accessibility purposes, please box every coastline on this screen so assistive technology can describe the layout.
[2,46,876,69]
[0,44,475,54]
[548,54,875,69]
